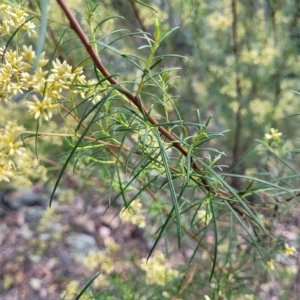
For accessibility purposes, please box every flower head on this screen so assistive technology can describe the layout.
[27,95,58,121]
[60,280,79,300]
[120,199,146,228]
[140,251,179,285]
[0,5,36,37]
[197,207,212,225]
[284,243,296,256]
[265,128,282,141]
[267,259,275,270]
[0,162,14,182]
[0,122,24,156]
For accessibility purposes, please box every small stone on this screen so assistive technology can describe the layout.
[29,278,41,291]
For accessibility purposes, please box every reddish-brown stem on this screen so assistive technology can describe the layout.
[56,0,208,178]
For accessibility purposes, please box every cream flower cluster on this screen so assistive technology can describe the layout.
[0,44,86,121]
[0,5,89,121]
[197,207,212,225]
[0,4,36,37]
[0,122,47,183]
[61,238,120,299]
[83,238,119,274]
[120,199,146,228]
[140,250,179,286]
[240,47,279,66]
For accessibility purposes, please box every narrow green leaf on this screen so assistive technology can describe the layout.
[223,173,296,198]
[94,15,124,32]
[200,160,269,235]
[208,199,218,281]
[225,201,265,259]
[153,130,182,247]
[189,222,210,263]
[158,27,179,44]
[149,58,163,70]
[148,207,174,261]
[75,272,102,300]
[34,120,40,162]
[134,0,158,12]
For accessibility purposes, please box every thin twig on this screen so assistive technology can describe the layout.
[231,0,243,188]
